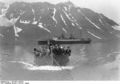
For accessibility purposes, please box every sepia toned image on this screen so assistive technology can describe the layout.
[0,0,120,81]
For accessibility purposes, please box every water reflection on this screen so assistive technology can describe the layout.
[1,39,120,80]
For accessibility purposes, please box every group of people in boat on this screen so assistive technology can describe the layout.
[52,45,71,56]
[33,44,71,58]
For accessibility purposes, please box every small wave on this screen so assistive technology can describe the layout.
[9,61,74,71]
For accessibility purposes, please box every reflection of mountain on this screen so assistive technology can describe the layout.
[0,1,120,45]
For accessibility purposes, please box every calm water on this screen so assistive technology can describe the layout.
[0,39,120,80]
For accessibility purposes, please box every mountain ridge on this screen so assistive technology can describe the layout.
[0,1,119,45]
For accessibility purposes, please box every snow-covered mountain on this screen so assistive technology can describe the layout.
[0,1,119,45]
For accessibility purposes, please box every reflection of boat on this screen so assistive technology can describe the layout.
[33,38,91,66]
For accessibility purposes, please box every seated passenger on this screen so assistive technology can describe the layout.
[66,47,71,56]
[52,45,64,56]
[52,47,57,55]
[41,47,48,57]
[33,48,41,57]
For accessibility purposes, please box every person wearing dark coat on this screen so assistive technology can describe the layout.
[33,48,41,57]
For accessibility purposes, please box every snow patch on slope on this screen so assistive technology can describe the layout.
[52,8,57,24]
[0,15,13,27]
[0,4,19,27]
[0,3,9,15]
[99,18,104,25]
[63,10,76,23]
[85,16,101,30]
[14,25,22,37]
[32,20,38,25]
[112,26,120,31]
[31,8,38,25]
[79,10,101,30]
[38,23,51,33]
[0,15,19,27]
[62,27,67,33]
[60,14,67,26]
[87,31,102,39]
[20,19,30,24]
[63,9,83,29]
[64,6,68,11]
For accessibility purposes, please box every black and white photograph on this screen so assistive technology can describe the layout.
[0,0,120,81]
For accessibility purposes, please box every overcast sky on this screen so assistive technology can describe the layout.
[0,0,120,24]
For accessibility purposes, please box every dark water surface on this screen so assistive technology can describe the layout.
[0,39,120,80]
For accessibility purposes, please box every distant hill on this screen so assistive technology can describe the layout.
[0,1,119,45]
